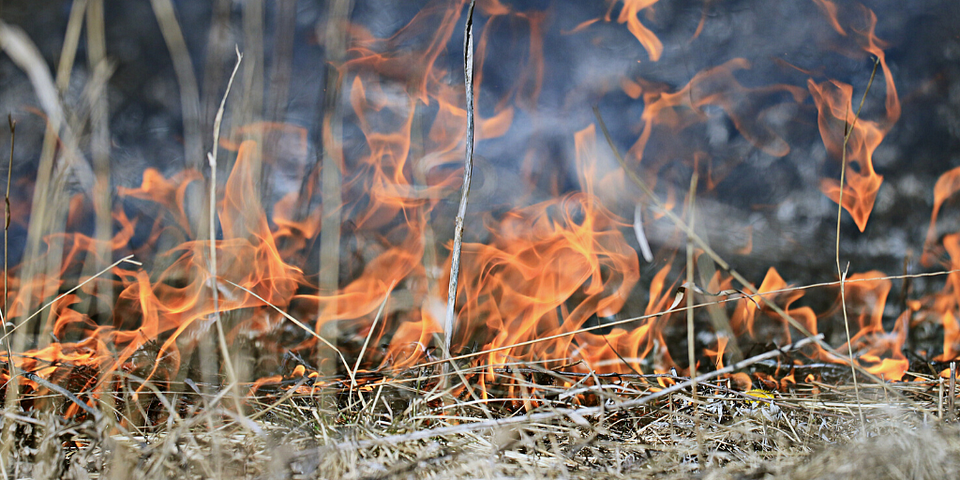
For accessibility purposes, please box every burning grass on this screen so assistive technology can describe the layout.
[1,0,959,478]
[3,358,959,479]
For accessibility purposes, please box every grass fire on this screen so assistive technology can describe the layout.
[0,0,958,478]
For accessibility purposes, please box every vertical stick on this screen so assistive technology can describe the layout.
[685,174,698,382]
[685,172,703,466]
[443,0,477,359]
[835,58,879,429]
[208,47,244,410]
[0,115,15,475]
[317,0,353,377]
[939,376,945,420]
[2,116,13,362]
[84,0,114,325]
[950,362,956,419]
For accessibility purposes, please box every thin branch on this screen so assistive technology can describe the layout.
[0,115,14,470]
[351,282,394,396]
[21,371,102,422]
[685,172,703,462]
[835,57,881,428]
[207,46,244,409]
[443,0,478,358]
[2,115,14,373]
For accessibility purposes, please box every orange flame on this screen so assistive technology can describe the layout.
[810,7,900,232]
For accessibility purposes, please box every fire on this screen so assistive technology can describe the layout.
[923,166,960,267]
[0,0,949,426]
[810,7,900,232]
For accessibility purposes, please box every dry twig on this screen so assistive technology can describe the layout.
[207,46,244,411]
[443,0,478,358]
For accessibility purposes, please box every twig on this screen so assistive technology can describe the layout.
[316,0,353,378]
[21,371,102,422]
[2,116,14,373]
[939,376,944,420]
[330,335,823,451]
[685,171,703,463]
[207,46,244,409]
[950,362,956,419]
[685,173,698,385]
[443,0,477,358]
[83,0,115,321]
[0,115,14,473]
[835,57,880,428]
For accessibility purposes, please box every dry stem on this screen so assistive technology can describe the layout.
[207,46,244,411]
[835,57,881,428]
[443,0,478,358]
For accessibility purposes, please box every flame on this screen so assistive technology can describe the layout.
[613,0,663,61]
[705,335,728,369]
[936,311,960,362]
[0,1,938,422]
[810,6,900,232]
[923,166,960,266]
[842,272,908,380]
[812,0,846,35]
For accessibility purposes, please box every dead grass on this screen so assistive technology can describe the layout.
[0,359,956,479]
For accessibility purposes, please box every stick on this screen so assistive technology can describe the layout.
[1,116,13,374]
[316,0,353,379]
[835,57,880,428]
[21,371,102,422]
[330,334,823,451]
[207,47,244,409]
[950,362,956,418]
[0,115,14,475]
[443,0,477,359]
[939,376,944,420]
[685,172,703,463]
[85,0,114,321]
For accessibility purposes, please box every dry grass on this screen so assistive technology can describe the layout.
[1,361,956,479]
